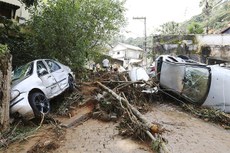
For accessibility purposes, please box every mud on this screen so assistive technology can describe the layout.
[4,102,230,153]
[145,102,230,153]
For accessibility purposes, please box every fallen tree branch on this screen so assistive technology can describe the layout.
[96,81,169,153]
[101,81,145,84]
[97,81,152,127]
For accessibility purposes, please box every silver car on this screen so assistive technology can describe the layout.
[155,55,230,113]
[10,59,75,119]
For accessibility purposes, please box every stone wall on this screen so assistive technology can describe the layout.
[152,35,199,61]
[152,34,230,64]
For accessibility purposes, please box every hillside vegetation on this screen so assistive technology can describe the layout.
[181,1,230,33]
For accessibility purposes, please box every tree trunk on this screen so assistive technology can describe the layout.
[96,81,169,153]
[0,53,12,131]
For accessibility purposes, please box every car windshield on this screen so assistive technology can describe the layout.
[182,66,210,104]
[12,62,33,81]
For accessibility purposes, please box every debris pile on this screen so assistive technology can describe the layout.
[56,91,83,116]
[182,103,230,129]
[54,70,168,152]
[3,68,230,152]
[91,71,169,153]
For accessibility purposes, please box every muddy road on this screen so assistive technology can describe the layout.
[3,101,230,153]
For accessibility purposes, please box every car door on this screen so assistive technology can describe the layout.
[45,60,69,91]
[37,60,60,98]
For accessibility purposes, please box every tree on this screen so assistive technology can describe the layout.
[187,22,204,34]
[19,0,40,7]
[181,1,230,34]
[0,16,34,68]
[0,44,11,132]
[27,0,126,69]
[158,21,181,35]
[199,0,225,33]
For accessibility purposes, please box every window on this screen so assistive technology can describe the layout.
[0,2,20,19]
[12,62,33,81]
[37,61,48,76]
[182,66,210,104]
[45,60,61,72]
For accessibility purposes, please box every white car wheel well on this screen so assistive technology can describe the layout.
[29,88,45,98]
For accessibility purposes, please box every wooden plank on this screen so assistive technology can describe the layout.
[61,106,93,128]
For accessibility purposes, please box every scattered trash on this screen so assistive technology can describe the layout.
[129,67,149,81]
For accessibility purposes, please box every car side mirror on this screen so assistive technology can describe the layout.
[38,68,48,76]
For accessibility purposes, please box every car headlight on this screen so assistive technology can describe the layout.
[11,90,20,101]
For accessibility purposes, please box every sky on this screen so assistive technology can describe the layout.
[122,0,203,38]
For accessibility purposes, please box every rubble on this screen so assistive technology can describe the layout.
[73,68,166,153]
[181,103,230,129]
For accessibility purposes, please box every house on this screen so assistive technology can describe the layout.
[108,43,144,68]
[0,0,29,23]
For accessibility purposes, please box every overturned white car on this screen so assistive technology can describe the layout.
[10,59,75,119]
[155,55,230,113]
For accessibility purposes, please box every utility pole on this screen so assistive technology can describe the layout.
[133,17,147,66]
[133,17,147,52]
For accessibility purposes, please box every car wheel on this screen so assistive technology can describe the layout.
[68,75,75,92]
[29,92,50,117]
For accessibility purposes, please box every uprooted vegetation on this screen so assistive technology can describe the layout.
[1,70,230,153]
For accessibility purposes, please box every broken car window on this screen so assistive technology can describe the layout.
[45,60,61,72]
[12,62,33,81]
[37,61,48,76]
[182,66,210,104]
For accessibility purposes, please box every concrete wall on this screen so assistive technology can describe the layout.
[196,35,230,46]
[196,35,230,63]
[152,35,198,61]
[152,34,230,64]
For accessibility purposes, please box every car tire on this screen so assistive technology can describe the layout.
[29,92,50,118]
[68,75,75,92]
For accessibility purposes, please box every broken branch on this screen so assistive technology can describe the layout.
[96,81,169,153]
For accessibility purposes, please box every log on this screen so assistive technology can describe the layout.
[97,81,151,126]
[101,80,144,84]
[96,81,169,153]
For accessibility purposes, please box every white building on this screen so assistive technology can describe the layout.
[109,43,144,68]
[0,0,30,24]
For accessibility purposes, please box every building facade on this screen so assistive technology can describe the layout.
[0,0,29,23]
[109,43,144,68]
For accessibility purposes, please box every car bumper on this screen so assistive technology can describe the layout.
[10,92,35,119]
